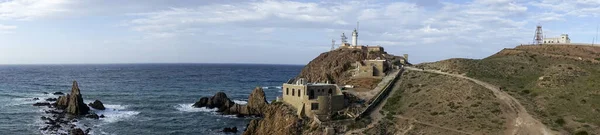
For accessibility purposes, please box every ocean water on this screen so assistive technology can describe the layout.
[0,64,302,135]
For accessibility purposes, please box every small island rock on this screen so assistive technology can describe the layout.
[88,100,105,110]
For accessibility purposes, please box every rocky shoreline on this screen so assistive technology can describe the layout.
[32,81,107,135]
[191,87,303,134]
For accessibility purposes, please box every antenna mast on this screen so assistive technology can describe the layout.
[594,24,599,46]
[533,24,544,45]
[331,39,336,51]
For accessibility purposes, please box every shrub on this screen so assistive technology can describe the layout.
[521,90,531,95]
[555,118,566,126]
[574,131,588,135]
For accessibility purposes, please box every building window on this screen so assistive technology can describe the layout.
[292,89,295,96]
[286,88,289,95]
[328,89,332,94]
[311,103,319,110]
[298,89,301,97]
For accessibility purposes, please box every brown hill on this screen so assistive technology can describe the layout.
[411,45,600,134]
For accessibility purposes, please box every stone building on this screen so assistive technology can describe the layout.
[354,58,388,77]
[367,46,384,52]
[281,78,345,120]
[544,34,570,44]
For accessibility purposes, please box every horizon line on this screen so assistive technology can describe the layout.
[0,62,305,66]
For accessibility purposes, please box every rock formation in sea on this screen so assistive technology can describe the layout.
[192,92,235,112]
[192,87,269,116]
[88,100,106,110]
[56,81,90,115]
[39,81,99,134]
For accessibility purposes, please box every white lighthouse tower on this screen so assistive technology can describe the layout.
[351,28,358,46]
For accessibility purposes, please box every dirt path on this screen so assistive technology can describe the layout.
[405,67,555,135]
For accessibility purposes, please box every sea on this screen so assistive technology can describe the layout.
[0,64,303,135]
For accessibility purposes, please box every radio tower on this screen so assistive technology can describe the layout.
[533,25,544,45]
[331,39,336,51]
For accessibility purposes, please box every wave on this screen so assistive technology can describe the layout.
[262,86,282,89]
[8,93,58,107]
[90,104,140,123]
[233,100,247,105]
[175,103,218,112]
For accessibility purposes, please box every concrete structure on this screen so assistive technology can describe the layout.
[354,58,389,77]
[281,78,345,120]
[544,34,570,44]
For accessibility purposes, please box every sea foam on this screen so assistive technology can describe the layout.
[90,104,140,123]
[233,100,247,105]
[175,103,218,112]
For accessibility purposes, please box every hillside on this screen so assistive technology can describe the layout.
[406,45,600,134]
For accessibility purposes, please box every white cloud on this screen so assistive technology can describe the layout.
[530,0,600,19]
[0,0,74,20]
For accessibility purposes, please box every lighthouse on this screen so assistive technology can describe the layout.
[352,28,358,46]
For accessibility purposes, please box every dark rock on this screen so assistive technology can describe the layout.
[223,127,238,133]
[43,92,49,94]
[193,92,234,112]
[56,95,69,109]
[85,128,91,134]
[99,114,105,118]
[53,92,64,95]
[40,126,48,130]
[192,97,209,108]
[45,98,57,101]
[33,98,40,100]
[33,102,51,106]
[65,81,90,115]
[88,100,106,110]
[85,113,99,119]
[70,128,86,135]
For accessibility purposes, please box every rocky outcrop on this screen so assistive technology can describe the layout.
[222,127,238,133]
[70,128,86,135]
[243,87,268,116]
[193,92,235,112]
[296,48,394,84]
[88,100,105,110]
[243,104,302,135]
[33,102,51,106]
[193,87,270,117]
[55,81,90,115]
[56,94,69,109]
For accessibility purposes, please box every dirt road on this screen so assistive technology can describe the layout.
[405,67,555,135]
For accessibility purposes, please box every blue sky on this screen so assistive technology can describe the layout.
[1,0,599,65]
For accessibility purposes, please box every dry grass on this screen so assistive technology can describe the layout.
[417,45,600,134]
[374,71,508,134]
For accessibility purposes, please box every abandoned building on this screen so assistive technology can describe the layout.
[544,34,571,44]
[280,78,345,120]
[354,58,389,77]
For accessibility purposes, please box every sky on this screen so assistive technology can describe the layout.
[1,0,599,65]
